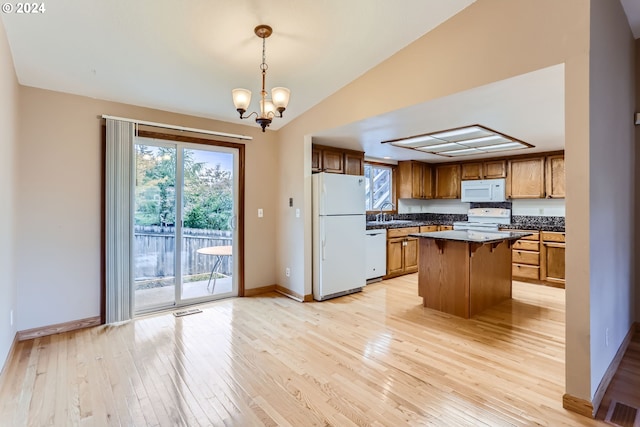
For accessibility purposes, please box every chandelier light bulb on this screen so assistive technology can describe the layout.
[271,87,290,111]
[232,88,251,112]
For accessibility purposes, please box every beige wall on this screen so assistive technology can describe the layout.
[15,87,279,331]
[587,0,636,398]
[0,18,19,367]
[278,0,598,401]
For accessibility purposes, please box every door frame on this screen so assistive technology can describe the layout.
[101,128,246,323]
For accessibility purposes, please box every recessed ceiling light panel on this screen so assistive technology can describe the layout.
[382,124,533,158]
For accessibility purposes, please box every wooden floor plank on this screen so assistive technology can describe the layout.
[0,276,610,426]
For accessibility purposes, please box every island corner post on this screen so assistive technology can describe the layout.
[414,231,527,319]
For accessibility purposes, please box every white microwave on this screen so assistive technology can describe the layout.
[461,178,506,202]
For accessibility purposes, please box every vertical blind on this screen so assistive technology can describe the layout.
[105,118,135,323]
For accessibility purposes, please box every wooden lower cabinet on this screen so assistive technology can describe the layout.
[404,238,419,272]
[509,229,565,288]
[540,231,566,286]
[510,230,540,281]
[386,238,405,277]
[385,227,419,278]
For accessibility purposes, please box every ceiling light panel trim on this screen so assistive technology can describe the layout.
[382,124,533,157]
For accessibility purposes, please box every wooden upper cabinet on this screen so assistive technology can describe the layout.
[461,160,506,180]
[397,161,432,199]
[321,149,344,174]
[461,162,483,180]
[545,154,565,198]
[311,144,364,175]
[411,163,424,198]
[344,152,364,176]
[397,161,414,199]
[507,157,545,198]
[311,147,321,173]
[435,164,461,199]
[483,160,507,179]
[422,163,433,199]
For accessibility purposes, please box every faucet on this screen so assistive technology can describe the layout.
[377,202,396,222]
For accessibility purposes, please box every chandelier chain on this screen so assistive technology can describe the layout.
[260,37,268,72]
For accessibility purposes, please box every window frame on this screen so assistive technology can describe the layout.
[364,161,397,214]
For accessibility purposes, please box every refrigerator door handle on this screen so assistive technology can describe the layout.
[322,236,326,261]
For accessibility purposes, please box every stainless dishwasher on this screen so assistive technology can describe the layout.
[365,229,387,283]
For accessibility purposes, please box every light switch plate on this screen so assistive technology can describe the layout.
[258,208,264,218]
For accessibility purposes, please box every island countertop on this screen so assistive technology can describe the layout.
[409,230,533,244]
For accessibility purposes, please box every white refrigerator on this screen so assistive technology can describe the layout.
[312,172,366,301]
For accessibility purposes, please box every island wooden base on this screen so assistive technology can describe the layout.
[418,238,513,318]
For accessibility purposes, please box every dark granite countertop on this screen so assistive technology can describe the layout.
[366,220,450,230]
[500,218,565,232]
[365,213,565,232]
[409,230,533,244]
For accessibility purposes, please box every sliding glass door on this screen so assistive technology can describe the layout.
[133,138,239,314]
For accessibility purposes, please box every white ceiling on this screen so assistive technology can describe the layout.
[2,1,639,163]
[0,0,475,130]
[314,64,566,163]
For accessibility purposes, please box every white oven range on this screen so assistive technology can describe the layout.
[452,208,511,232]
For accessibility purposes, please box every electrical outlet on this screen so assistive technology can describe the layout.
[295,208,300,218]
[258,208,264,218]
[10,309,13,327]
[285,268,291,277]
[605,328,609,347]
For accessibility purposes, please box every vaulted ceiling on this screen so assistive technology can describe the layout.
[2,1,639,162]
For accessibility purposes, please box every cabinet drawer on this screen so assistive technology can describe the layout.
[387,227,420,238]
[512,263,540,280]
[419,225,438,233]
[541,231,565,243]
[512,250,539,265]
[512,240,539,251]
[520,232,539,241]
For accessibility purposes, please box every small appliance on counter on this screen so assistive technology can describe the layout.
[453,208,511,232]
[312,172,366,301]
[460,178,506,203]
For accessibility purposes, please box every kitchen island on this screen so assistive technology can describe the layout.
[409,230,531,318]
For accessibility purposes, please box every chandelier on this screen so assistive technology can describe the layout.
[232,25,291,132]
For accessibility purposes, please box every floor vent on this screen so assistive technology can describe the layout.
[173,308,203,317]
[605,400,640,427]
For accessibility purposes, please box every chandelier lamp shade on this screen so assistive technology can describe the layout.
[232,25,291,132]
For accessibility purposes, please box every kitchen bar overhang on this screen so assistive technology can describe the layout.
[409,230,532,318]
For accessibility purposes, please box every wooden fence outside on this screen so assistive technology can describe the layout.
[134,225,233,280]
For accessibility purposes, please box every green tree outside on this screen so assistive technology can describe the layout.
[134,145,232,230]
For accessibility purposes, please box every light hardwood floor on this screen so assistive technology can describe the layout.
[596,329,640,423]
[0,276,607,426]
